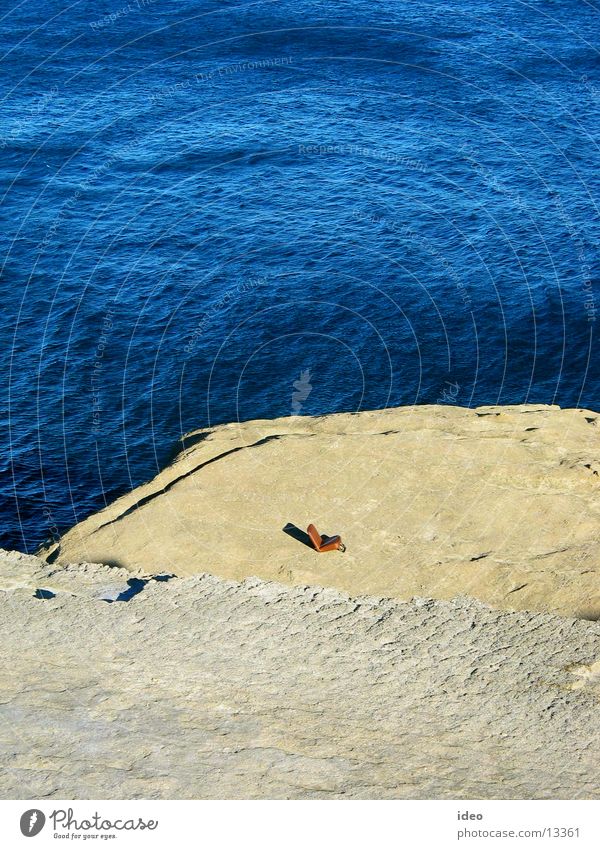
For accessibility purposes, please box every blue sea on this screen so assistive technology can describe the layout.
[1,0,599,553]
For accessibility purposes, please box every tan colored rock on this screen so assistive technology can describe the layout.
[0,549,598,799]
[38,405,600,617]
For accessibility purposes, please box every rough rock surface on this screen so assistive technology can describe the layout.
[39,405,600,617]
[1,549,598,799]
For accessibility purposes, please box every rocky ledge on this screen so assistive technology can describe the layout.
[0,548,598,799]
[39,405,600,617]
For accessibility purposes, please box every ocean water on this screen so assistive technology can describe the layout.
[1,0,599,553]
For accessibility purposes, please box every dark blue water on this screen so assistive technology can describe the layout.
[1,0,599,553]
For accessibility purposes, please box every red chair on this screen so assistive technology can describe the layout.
[307,523,346,552]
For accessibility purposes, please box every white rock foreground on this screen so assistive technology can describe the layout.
[0,548,598,799]
[2,405,599,799]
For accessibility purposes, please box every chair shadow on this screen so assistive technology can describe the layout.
[282,522,314,550]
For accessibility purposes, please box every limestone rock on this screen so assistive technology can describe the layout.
[0,549,598,799]
[38,405,600,617]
